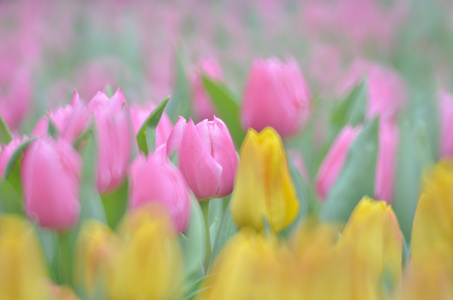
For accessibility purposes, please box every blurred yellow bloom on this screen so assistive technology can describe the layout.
[231,127,299,233]
[74,220,120,297]
[0,215,51,300]
[111,204,184,300]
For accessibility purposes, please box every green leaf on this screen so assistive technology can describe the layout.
[48,119,59,139]
[321,117,379,223]
[166,50,191,122]
[210,201,238,264]
[101,180,129,230]
[0,116,12,144]
[4,138,36,179]
[136,96,170,155]
[392,118,433,243]
[0,179,23,215]
[202,76,245,147]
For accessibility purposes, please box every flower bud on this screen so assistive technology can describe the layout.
[0,136,28,177]
[129,148,191,232]
[88,89,133,193]
[167,116,238,200]
[241,58,312,138]
[230,127,299,233]
[315,126,361,200]
[438,90,453,158]
[22,138,81,231]
[190,57,224,121]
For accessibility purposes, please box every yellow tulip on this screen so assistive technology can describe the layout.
[231,127,299,233]
[111,204,185,300]
[74,220,120,297]
[0,215,51,300]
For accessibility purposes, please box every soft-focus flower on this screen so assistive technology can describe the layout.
[287,150,310,184]
[129,147,191,232]
[316,125,361,200]
[375,122,399,203]
[22,137,81,231]
[0,215,51,299]
[111,205,184,300]
[167,116,238,200]
[88,89,133,194]
[190,57,224,122]
[33,92,89,143]
[241,58,312,138]
[230,127,299,232]
[438,90,453,158]
[129,103,173,148]
[0,136,28,177]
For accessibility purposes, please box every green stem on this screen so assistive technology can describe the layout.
[54,231,73,286]
[200,200,211,272]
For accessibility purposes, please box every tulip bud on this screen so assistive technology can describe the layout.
[88,89,133,193]
[241,57,312,138]
[129,103,173,148]
[33,92,89,143]
[438,90,453,158]
[190,57,224,122]
[315,126,361,200]
[167,116,238,200]
[22,138,82,231]
[0,215,51,299]
[375,122,399,203]
[0,136,28,177]
[129,148,191,232]
[111,205,184,300]
[230,127,299,233]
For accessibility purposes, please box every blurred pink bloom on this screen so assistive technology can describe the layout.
[88,89,133,194]
[288,150,310,184]
[129,147,190,232]
[0,136,28,177]
[439,90,453,157]
[32,92,90,143]
[374,122,399,203]
[190,57,224,122]
[338,60,407,122]
[167,116,238,200]
[242,57,312,138]
[129,103,173,149]
[22,138,81,231]
[316,126,362,200]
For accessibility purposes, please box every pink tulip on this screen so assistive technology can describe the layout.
[167,116,238,200]
[287,150,310,184]
[190,58,224,122]
[0,136,28,177]
[439,90,453,157]
[21,138,81,231]
[88,89,133,194]
[129,103,173,149]
[374,122,399,203]
[32,92,89,143]
[316,126,362,200]
[241,58,312,138]
[129,147,190,232]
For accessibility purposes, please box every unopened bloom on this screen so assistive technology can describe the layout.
[230,127,299,233]
[167,116,238,200]
[22,138,81,231]
[241,57,312,138]
[88,89,133,193]
[129,147,191,232]
[190,57,224,121]
[0,136,28,177]
[438,90,453,158]
[316,126,361,200]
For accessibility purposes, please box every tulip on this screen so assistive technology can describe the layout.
[315,125,361,200]
[374,122,399,203]
[438,90,453,157]
[88,89,133,193]
[241,57,312,138]
[129,103,173,148]
[111,205,184,300]
[0,215,51,299]
[129,147,191,232]
[33,92,89,143]
[287,150,310,184]
[230,127,299,233]
[22,137,81,231]
[0,136,28,177]
[190,57,224,121]
[167,116,238,200]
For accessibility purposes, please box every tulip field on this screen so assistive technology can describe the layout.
[1,0,453,299]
